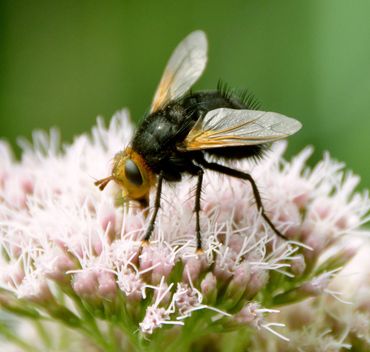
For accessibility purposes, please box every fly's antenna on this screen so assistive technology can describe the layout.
[94,176,114,191]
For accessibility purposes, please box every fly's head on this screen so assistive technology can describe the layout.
[95,147,155,205]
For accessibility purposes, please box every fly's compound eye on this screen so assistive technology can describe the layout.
[125,159,143,186]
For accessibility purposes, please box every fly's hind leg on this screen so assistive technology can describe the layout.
[198,159,287,240]
[194,168,204,253]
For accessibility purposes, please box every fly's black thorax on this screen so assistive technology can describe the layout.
[132,102,198,181]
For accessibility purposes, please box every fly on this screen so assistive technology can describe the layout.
[95,30,302,252]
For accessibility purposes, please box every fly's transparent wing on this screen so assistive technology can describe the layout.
[181,108,302,150]
[150,30,208,113]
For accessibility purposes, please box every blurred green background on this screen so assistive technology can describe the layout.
[0,0,369,187]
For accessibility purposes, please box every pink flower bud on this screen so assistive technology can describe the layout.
[37,248,76,282]
[97,201,117,242]
[139,246,154,272]
[72,271,98,299]
[92,233,103,256]
[182,255,208,284]
[97,271,117,299]
[116,269,144,302]
[1,263,25,287]
[140,245,175,284]
[275,202,301,239]
[245,268,268,299]
[173,283,202,317]
[200,272,217,297]
[233,302,263,327]
[17,277,54,304]
[300,275,331,296]
[213,249,238,281]
[139,306,171,334]
[292,183,311,210]
[20,176,34,194]
[290,254,306,276]
[224,262,251,307]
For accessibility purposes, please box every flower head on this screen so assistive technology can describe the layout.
[0,111,369,351]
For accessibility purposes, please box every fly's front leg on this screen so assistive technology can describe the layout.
[194,168,204,252]
[142,172,164,245]
[198,160,287,240]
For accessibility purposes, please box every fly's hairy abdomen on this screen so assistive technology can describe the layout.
[181,90,265,160]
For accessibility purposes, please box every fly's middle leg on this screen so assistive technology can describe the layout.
[142,171,164,245]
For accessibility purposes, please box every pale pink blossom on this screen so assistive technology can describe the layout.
[0,110,369,351]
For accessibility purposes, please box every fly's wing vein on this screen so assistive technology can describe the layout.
[151,31,208,113]
[181,108,302,150]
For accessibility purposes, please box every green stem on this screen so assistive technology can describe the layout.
[79,310,112,351]
[108,322,120,352]
[158,314,208,352]
[116,319,142,352]
[67,295,113,351]
[34,320,52,349]
[0,323,38,352]
[112,294,143,351]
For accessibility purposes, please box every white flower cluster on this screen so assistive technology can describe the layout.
[0,110,369,351]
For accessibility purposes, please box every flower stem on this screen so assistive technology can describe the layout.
[0,323,38,352]
[33,320,52,349]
